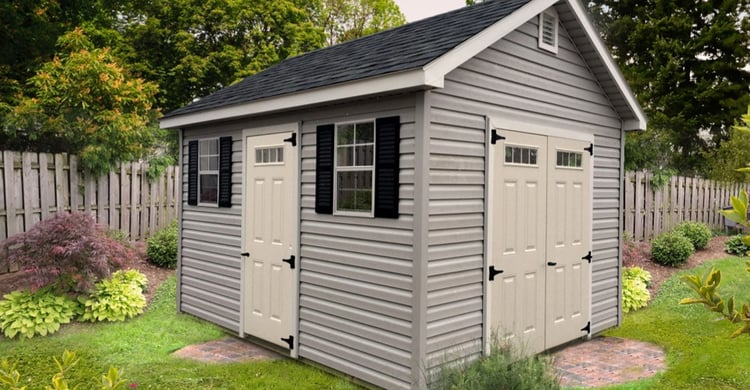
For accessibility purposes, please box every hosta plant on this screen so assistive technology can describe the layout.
[0,289,80,339]
[80,270,147,322]
[725,234,750,256]
[622,266,651,313]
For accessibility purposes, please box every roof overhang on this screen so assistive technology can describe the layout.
[161,0,647,131]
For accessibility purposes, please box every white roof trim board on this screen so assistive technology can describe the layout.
[160,0,646,131]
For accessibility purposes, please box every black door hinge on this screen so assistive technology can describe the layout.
[282,255,296,269]
[488,266,504,281]
[581,251,592,263]
[283,133,297,147]
[584,143,593,156]
[491,129,505,145]
[581,321,591,335]
[240,252,250,257]
[281,335,294,350]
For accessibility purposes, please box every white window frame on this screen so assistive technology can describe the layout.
[198,138,219,206]
[538,8,559,54]
[555,148,584,170]
[333,119,376,217]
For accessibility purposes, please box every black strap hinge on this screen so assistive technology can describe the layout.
[281,335,294,350]
[488,266,504,281]
[581,321,591,335]
[581,251,592,263]
[282,255,296,269]
[490,129,505,145]
[584,143,593,156]
[283,133,297,147]
[240,252,250,257]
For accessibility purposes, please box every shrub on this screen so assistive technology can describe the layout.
[651,231,694,266]
[725,234,750,256]
[673,221,712,250]
[0,212,138,293]
[622,266,651,313]
[146,221,178,268]
[80,270,148,322]
[430,337,560,390]
[0,288,80,339]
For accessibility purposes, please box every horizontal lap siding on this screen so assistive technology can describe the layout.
[180,131,243,332]
[299,100,416,390]
[425,104,486,372]
[431,16,623,352]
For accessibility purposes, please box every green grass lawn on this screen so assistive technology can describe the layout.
[606,256,750,389]
[0,276,361,390]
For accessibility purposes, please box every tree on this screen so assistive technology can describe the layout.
[705,107,750,182]
[318,0,406,46]
[2,28,158,175]
[588,0,750,175]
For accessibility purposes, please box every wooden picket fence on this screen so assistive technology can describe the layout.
[0,151,179,274]
[623,171,747,241]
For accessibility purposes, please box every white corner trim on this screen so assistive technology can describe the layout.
[565,0,648,131]
[423,0,558,81]
[160,68,438,129]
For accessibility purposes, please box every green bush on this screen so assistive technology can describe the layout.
[622,266,652,313]
[726,234,750,256]
[430,337,560,390]
[80,270,148,322]
[146,221,178,268]
[651,231,694,266]
[0,289,80,339]
[674,221,712,250]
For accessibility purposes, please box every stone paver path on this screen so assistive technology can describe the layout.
[173,337,281,363]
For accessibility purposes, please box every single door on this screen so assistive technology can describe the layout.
[243,132,297,350]
[490,131,548,354]
[545,137,591,349]
[489,130,591,353]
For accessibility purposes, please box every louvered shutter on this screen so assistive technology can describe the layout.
[374,116,400,219]
[218,136,233,208]
[315,124,335,214]
[187,140,198,206]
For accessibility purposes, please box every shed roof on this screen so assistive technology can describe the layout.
[161,0,646,131]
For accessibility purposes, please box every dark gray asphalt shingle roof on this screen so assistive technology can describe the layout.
[163,0,530,119]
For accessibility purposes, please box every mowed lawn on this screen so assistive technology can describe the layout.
[0,276,361,390]
[605,257,750,389]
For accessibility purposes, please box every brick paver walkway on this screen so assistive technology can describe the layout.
[552,336,667,388]
[175,336,665,388]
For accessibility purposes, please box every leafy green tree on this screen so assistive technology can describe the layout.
[2,28,158,175]
[319,0,406,46]
[705,106,750,182]
[588,0,750,175]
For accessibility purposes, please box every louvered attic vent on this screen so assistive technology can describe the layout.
[539,8,558,54]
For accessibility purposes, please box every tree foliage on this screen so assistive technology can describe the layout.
[319,0,406,46]
[2,28,158,175]
[705,106,750,182]
[588,0,750,175]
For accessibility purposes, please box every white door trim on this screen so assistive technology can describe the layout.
[240,123,300,357]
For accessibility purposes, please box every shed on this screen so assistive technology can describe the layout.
[159,0,646,388]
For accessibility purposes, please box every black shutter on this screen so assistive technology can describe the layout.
[374,116,400,219]
[218,136,233,208]
[315,124,335,214]
[187,140,198,206]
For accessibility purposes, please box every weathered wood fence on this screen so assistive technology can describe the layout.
[0,151,179,274]
[623,171,747,241]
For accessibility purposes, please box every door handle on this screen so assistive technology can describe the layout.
[547,261,557,266]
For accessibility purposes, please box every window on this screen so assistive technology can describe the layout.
[255,146,284,164]
[556,150,583,168]
[505,145,538,166]
[199,138,219,204]
[335,121,375,214]
[538,9,558,53]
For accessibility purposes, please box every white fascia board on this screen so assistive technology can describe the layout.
[160,68,437,129]
[423,0,558,84]
[565,0,648,131]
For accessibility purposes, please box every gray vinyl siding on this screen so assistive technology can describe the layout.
[424,104,487,372]
[179,129,243,332]
[298,97,416,390]
[427,14,623,359]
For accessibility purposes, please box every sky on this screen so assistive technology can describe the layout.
[394,0,466,22]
